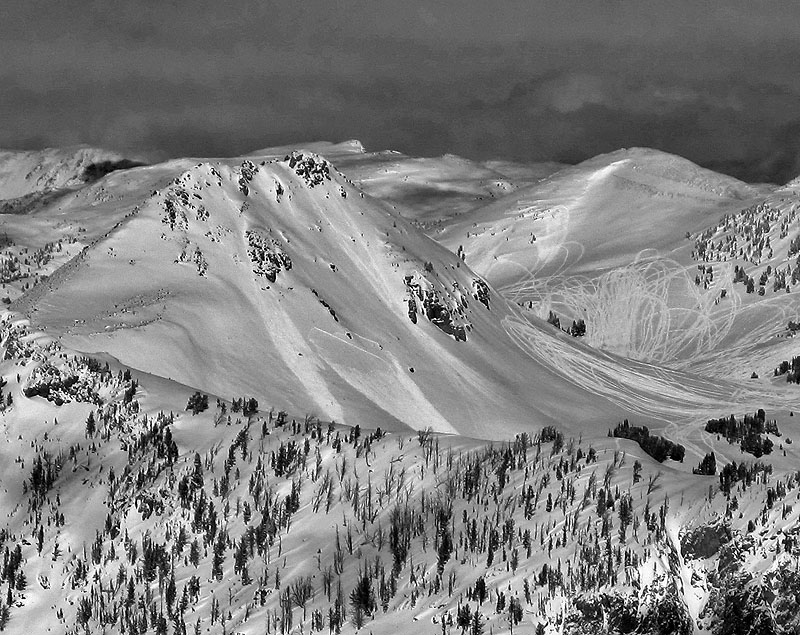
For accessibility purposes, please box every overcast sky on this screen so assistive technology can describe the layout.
[3,1,800,183]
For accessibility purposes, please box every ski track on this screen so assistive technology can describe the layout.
[503,313,798,457]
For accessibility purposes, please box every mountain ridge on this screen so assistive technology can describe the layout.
[5,149,633,439]
[0,140,799,635]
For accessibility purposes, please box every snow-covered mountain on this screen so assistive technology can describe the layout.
[0,147,636,440]
[0,146,145,213]
[436,148,765,287]
[0,141,799,635]
[422,148,799,378]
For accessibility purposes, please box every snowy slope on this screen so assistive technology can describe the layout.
[0,316,797,635]
[7,150,639,440]
[334,149,562,225]
[1,145,792,447]
[437,148,765,286]
[433,148,800,376]
[0,142,798,635]
[0,146,143,203]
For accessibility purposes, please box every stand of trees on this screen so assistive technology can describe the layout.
[610,420,685,463]
[775,357,800,384]
[719,461,773,495]
[705,410,778,457]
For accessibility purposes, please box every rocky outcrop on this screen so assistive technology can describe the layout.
[284,152,331,188]
[680,520,732,560]
[404,274,470,341]
[246,230,292,283]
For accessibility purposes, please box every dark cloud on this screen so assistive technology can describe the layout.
[453,71,800,184]
[2,1,800,183]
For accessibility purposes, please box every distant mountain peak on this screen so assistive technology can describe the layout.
[0,145,146,203]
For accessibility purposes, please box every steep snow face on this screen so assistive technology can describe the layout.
[13,150,640,439]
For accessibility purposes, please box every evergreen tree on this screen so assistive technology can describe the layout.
[437,528,453,575]
[85,411,96,437]
[350,569,375,617]
[211,530,226,581]
[189,539,200,568]
[471,610,484,635]
[165,571,176,615]
[693,452,717,476]
[456,604,471,632]
[473,577,487,603]
[191,453,204,490]
[618,494,633,541]
[508,597,523,634]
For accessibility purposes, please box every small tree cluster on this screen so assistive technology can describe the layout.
[611,420,685,463]
[185,391,208,415]
[693,452,717,476]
